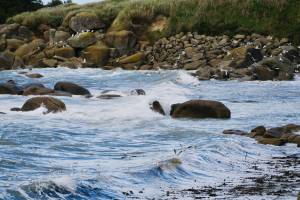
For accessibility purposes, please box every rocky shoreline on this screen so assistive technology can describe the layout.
[0,20,299,81]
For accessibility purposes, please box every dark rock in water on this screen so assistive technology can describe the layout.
[20,97,66,114]
[23,86,54,96]
[25,73,44,79]
[54,81,90,96]
[0,112,6,114]
[23,83,45,89]
[0,81,22,95]
[10,107,21,111]
[250,126,266,137]
[223,129,248,136]
[150,101,165,116]
[49,91,73,97]
[265,124,300,138]
[170,100,231,119]
[97,94,122,99]
[255,136,286,146]
[131,89,146,95]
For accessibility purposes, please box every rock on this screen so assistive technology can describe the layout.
[130,89,146,95]
[281,45,300,63]
[54,47,75,58]
[0,35,6,51]
[68,32,96,48]
[97,94,122,99]
[23,83,45,89]
[255,137,286,146]
[223,129,248,136]
[23,86,54,96]
[81,44,110,67]
[170,100,231,119]
[0,112,6,114]
[184,60,206,70]
[225,46,263,68]
[252,57,294,80]
[0,82,21,95]
[10,107,21,111]
[25,73,44,79]
[53,31,70,43]
[54,81,90,95]
[18,26,34,41]
[6,39,25,52]
[38,58,58,68]
[150,101,165,115]
[20,97,66,113]
[15,39,45,57]
[250,126,266,137]
[195,67,212,80]
[119,52,144,65]
[105,30,136,54]
[0,51,15,70]
[69,12,104,33]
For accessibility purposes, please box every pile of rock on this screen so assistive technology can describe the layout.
[0,18,299,81]
[142,33,299,80]
[223,124,300,147]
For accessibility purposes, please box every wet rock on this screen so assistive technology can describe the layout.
[69,12,104,33]
[255,137,286,146]
[0,112,6,114]
[23,86,54,96]
[54,81,90,95]
[105,30,136,54]
[0,82,21,95]
[224,46,263,68]
[10,107,21,111]
[150,101,165,116]
[223,129,248,136]
[195,67,212,80]
[25,73,44,79]
[37,58,58,68]
[97,94,122,99]
[20,97,66,113]
[130,89,146,95]
[170,100,231,119]
[68,32,96,48]
[250,126,266,137]
[81,44,110,67]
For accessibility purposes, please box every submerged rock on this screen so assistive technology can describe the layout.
[54,81,90,96]
[19,97,66,113]
[223,129,248,136]
[23,86,54,96]
[170,100,231,119]
[0,81,22,95]
[150,101,165,116]
[25,73,44,79]
[130,89,146,95]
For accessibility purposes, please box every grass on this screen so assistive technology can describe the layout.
[6,0,300,44]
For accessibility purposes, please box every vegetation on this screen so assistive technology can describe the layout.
[0,0,43,24]
[6,0,300,43]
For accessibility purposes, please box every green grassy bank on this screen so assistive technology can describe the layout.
[6,0,300,44]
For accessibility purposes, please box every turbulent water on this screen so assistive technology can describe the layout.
[0,68,299,200]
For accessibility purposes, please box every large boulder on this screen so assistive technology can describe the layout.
[81,44,110,67]
[54,47,75,58]
[105,30,136,54]
[53,31,71,43]
[0,82,21,95]
[68,32,96,48]
[20,97,66,113]
[15,39,45,57]
[23,86,54,96]
[119,52,144,64]
[170,100,231,119]
[0,51,15,70]
[69,12,105,33]
[225,46,263,68]
[252,57,294,80]
[6,39,25,52]
[54,81,90,95]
